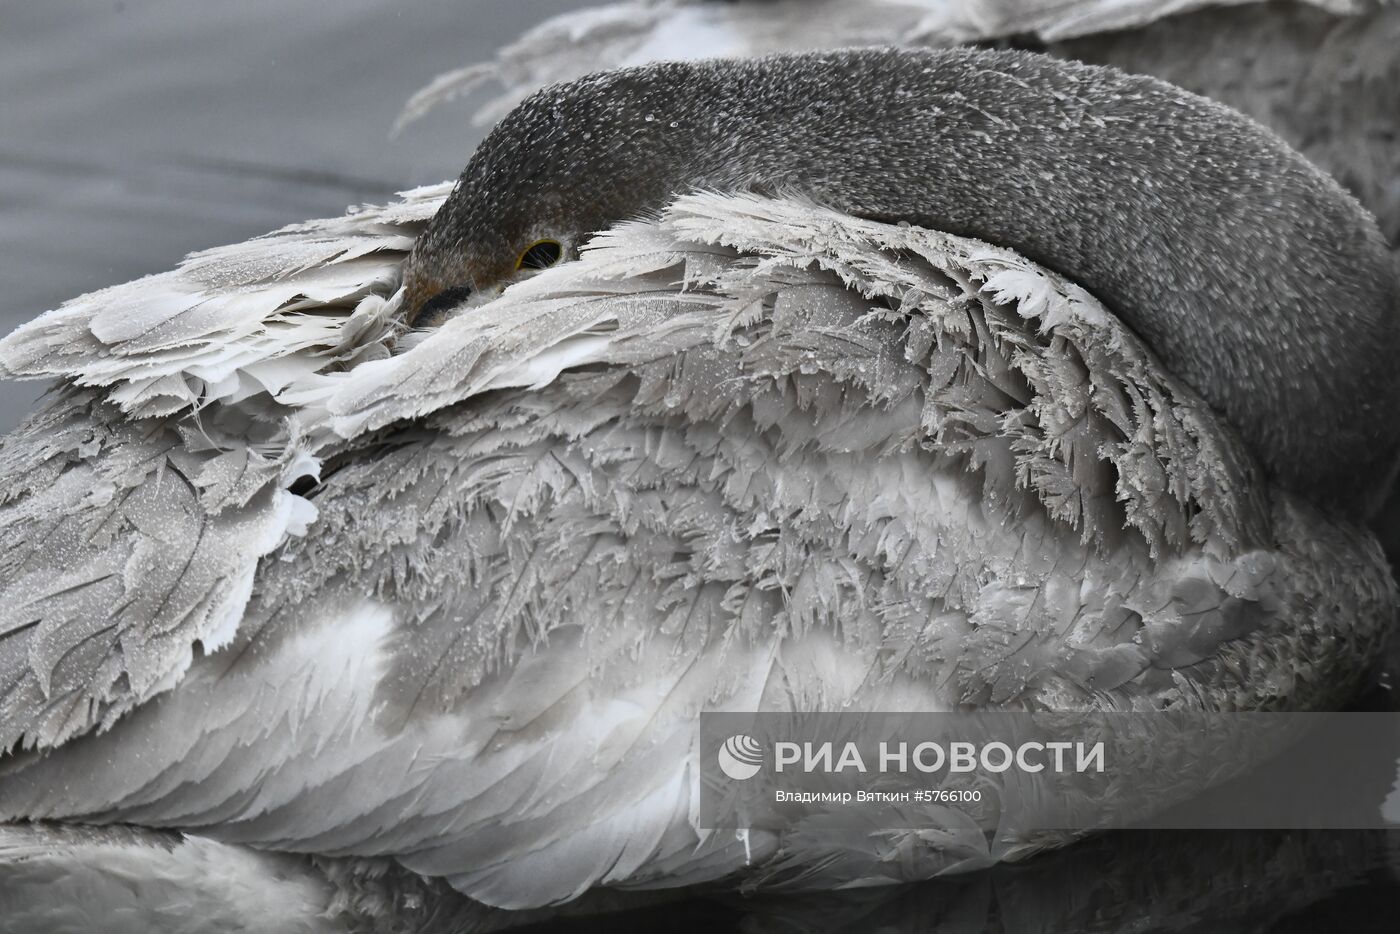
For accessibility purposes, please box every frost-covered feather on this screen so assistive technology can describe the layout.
[0,392,317,750]
[0,825,341,934]
[0,191,1392,909]
[0,183,447,420]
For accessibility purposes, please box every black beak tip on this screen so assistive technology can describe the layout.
[412,285,474,327]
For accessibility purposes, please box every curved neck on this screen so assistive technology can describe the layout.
[592,50,1400,513]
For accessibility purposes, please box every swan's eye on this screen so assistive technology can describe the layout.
[516,239,563,271]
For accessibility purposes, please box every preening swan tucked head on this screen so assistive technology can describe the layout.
[403,47,1400,515]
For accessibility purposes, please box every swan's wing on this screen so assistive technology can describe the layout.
[1,193,1392,905]
[0,822,604,934]
[0,392,320,751]
[0,187,454,752]
[330,189,1270,555]
[393,0,1353,131]
[0,824,340,934]
[0,183,447,420]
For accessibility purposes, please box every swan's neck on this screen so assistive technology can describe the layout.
[593,51,1400,513]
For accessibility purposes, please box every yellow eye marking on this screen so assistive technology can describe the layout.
[516,239,564,271]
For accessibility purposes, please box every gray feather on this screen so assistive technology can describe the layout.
[0,190,1391,906]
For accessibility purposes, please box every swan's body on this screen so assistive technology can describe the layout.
[0,188,1393,909]
[0,39,1395,930]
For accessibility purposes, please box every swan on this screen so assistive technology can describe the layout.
[0,45,1396,926]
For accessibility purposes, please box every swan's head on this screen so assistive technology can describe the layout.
[402,64,706,325]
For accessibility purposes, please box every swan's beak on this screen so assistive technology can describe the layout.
[401,247,505,326]
[404,282,474,328]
